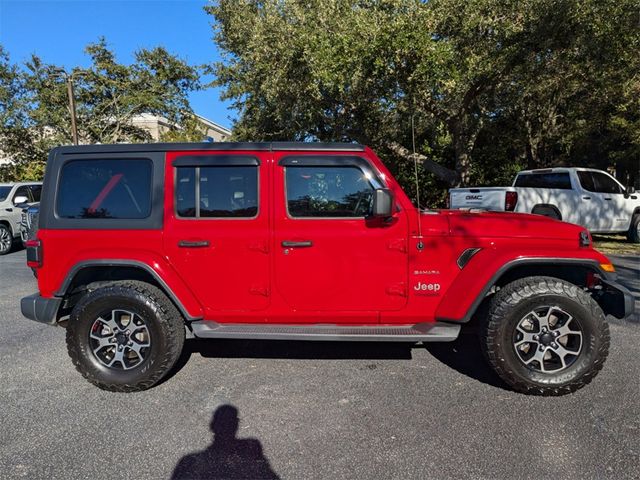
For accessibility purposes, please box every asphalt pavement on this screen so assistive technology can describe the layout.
[0,249,639,479]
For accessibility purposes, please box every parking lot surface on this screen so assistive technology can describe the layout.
[1,249,639,479]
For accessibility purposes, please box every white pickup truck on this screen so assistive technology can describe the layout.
[449,167,640,243]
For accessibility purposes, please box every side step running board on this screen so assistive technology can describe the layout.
[189,321,460,342]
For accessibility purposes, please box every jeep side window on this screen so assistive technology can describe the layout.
[175,166,258,218]
[285,166,374,217]
[57,159,153,219]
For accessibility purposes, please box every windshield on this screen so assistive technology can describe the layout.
[0,186,11,202]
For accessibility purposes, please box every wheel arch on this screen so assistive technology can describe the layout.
[57,260,202,322]
[0,219,12,232]
[531,204,562,220]
[438,258,617,323]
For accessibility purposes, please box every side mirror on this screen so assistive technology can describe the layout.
[626,186,636,195]
[13,195,28,206]
[371,188,395,218]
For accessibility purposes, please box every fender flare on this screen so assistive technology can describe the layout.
[56,259,202,321]
[438,257,612,323]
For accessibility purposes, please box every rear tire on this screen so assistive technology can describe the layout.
[627,214,640,243]
[66,281,185,392]
[482,276,609,396]
[531,205,561,220]
[0,224,13,255]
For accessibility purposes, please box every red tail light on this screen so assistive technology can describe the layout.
[26,239,42,268]
[505,191,518,211]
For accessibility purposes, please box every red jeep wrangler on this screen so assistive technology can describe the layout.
[21,142,633,394]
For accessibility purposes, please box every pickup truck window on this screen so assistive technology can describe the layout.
[577,171,622,194]
[29,185,42,202]
[13,186,30,203]
[514,172,572,189]
[285,166,374,217]
[0,186,10,202]
[576,171,595,191]
[592,172,623,194]
[57,159,152,219]
[175,166,258,218]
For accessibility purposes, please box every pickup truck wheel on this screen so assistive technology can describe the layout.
[0,224,13,255]
[66,281,185,392]
[482,276,609,396]
[627,214,640,243]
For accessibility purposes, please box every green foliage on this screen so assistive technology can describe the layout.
[208,0,640,204]
[159,114,208,142]
[0,39,200,182]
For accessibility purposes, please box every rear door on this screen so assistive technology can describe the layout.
[514,171,581,223]
[163,151,271,319]
[272,153,409,321]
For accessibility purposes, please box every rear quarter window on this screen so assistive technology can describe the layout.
[57,159,153,219]
[514,172,572,190]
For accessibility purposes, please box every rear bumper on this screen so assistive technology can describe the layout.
[20,293,61,325]
[598,279,636,320]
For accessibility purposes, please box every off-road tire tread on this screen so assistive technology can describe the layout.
[66,280,185,392]
[482,276,609,396]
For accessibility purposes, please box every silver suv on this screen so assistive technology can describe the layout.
[0,182,42,255]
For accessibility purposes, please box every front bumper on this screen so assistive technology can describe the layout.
[598,279,636,320]
[21,293,62,325]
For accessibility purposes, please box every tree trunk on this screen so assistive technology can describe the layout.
[386,142,459,186]
[451,120,480,187]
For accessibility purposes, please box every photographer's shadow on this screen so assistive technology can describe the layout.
[172,405,280,480]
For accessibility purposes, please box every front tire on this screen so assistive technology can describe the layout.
[482,276,609,396]
[66,281,185,392]
[627,214,640,243]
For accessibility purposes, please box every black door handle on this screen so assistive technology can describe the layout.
[582,196,591,200]
[604,197,612,201]
[178,240,210,248]
[281,240,313,248]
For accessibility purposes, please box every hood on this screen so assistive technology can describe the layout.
[433,209,586,241]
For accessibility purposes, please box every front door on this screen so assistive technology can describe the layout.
[576,170,626,232]
[163,151,270,319]
[273,153,409,320]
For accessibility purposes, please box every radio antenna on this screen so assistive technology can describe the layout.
[412,115,424,248]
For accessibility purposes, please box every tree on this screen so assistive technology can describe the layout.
[207,0,639,200]
[0,39,201,181]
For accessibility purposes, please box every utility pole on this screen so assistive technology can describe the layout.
[51,68,85,145]
[65,75,79,145]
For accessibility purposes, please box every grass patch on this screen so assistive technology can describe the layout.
[592,234,640,256]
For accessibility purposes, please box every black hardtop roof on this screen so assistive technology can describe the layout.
[51,141,365,155]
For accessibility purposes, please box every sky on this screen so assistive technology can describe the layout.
[0,0,235,129]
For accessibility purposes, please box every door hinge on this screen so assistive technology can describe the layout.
[386,283,407,297]
[387,238,407,253]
